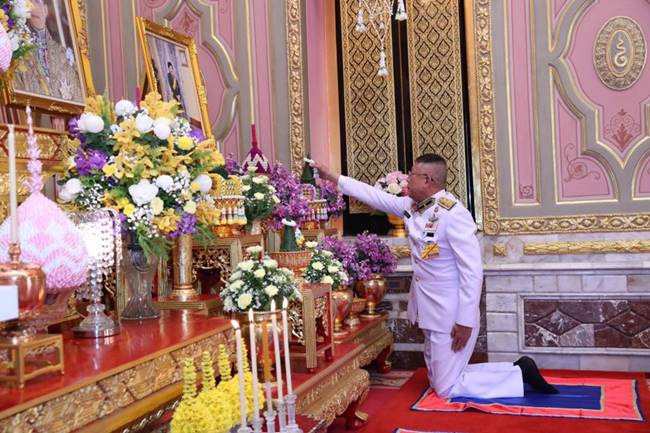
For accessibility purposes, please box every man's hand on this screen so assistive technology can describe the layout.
[450,323,472,352]
[310,161,340,184]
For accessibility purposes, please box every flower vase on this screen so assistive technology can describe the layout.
[120,238,160,321]
[354,274,387,318]
[170,233,198,301]
[332,287,354,337]
[249,219,263,235]
[234,310,284,382]
[387,214,407,237]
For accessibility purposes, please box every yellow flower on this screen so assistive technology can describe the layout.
[116,197,130,208]
[154,209,180,234]
[123,203,136,216]
[102,163,116,177]
[141,92,177,120]
[114,118,140,147]
[184,201,197,214]
[150,197,164,215]
[210,150,225,166]
[84,95,104,116]
[177,136,195,151]
[190,181,200,193]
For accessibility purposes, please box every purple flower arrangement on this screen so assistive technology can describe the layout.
[317,179,346,218]
[269,162,311,230]
[224,153,243,176]
[319,236,357,278]
[353,232,397,280]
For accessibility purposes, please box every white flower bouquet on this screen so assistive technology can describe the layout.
[240,166,280,223]
[302,242,349,290]
[221,246,301,312]
[374,171,409,196]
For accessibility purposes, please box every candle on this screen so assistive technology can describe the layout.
[261,318,271,382]
[7,125,18,244]
[282,298,293,394]
[231,320,248,428]
[270,300,284,403]
[248,310,261,420]
[136,86,141,109]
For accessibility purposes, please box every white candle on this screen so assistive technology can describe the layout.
[270,299,284,403]
[248,309,261,420]
[282,298,293,394]
[7,125,18,244]
[231,320,248,428]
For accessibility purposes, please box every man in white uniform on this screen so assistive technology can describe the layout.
[313,154,557,399]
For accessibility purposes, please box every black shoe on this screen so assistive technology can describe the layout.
[514,356,559,394]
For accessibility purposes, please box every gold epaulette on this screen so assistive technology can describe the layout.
[438,197,457,210]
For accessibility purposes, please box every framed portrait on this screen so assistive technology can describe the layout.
[135,17,212,139]
[1,0,95,115]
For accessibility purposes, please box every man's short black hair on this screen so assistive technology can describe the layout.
[415,153,446,165]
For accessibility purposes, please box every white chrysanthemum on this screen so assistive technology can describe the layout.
[78,113,104,133]
[263,259,278,269]
[264,285,278,297]
[193,174,212,193]
[272,195,280,204]
[128,179,159,206]
[252,176,265,184]
[322,250,333,257]
[246,245,263,255]
[253,268,266,279]
[305,241,318,249]
[312,262,324,271]
[254,192,265,200]
[229,280,244,290]
[238,260,255,271]
[115,100,136,117]
[229,271,242,281]
[242,185,251,192]
[155,175,174,192]
[327,265,339,273]
[237,293,252,310]
[387,183,402,195]
[321,275,334,285]
[135,113,154,133]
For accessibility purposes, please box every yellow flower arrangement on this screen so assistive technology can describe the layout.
[197,351,233,433]
[61,92,227,258]
[170,358,217,433]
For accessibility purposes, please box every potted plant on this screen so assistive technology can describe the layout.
[374,171,409,237]
[352,232,397,317]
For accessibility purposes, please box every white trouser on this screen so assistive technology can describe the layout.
[423,327,524,399]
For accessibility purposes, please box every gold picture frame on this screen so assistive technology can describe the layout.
[135,17,212,139]
[1,0,95,115]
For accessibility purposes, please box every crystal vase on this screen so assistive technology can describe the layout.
[120,237,160,320]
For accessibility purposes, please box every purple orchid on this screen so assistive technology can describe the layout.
[74,148,108,176]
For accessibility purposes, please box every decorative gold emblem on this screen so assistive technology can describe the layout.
[438,197,457,210]
[420,243,439,259]
[594,17,646,90]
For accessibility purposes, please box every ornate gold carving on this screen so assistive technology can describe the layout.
[0,0,95,114]
[523,240,650,255]
[406,0,468,204]
[594,17,646,90]
[192,246,231,291]
[286,0,306,174]
[339,0,398,213]
[468,1,650,234]
[135,17,213,140]
[493,243,507,256]
[0,329,234,433]
[390,245,411,258]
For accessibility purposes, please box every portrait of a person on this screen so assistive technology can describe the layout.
[13,0,83,102]
[166,61,186,115]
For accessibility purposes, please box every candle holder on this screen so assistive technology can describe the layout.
[264,382,277,433]
[285,393,303,433]
[70,210,121,338]
[277,399,287,432]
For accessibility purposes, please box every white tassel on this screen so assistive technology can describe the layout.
[378,49,388,76]
[355,8,366,32]
[395,0,407,21]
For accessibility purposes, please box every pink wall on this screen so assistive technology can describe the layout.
[100,0,279,163]
[506,0,650,205]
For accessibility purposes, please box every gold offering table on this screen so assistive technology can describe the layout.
[0,313,393,432]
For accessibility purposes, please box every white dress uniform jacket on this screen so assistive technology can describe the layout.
[338,176,523,399]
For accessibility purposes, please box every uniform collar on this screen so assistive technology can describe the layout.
[414,190,446,213]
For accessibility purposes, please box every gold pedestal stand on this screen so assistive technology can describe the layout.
[0,334,64,388]
[156,234,221,311]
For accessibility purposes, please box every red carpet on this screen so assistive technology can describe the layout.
[359,369,650,433]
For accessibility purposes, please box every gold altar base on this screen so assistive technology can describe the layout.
[0,334,64,388]
[155,295,221,311]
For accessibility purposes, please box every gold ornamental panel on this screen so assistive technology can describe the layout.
[594,17,647,90]
[406,0,468,205]
[524,240,650,255]
[339,0,399,213]
[286,0,307,174]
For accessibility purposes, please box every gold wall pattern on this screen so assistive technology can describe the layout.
[523,240,650,255]
[339,0,399,214]
[467,0,650,234]
[286,0,307,174]
[406,0,468,205]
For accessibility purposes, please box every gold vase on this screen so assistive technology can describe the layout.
[170,233,198,300]
[346,298,367,328]
[387,213,407,237]
[355,274,387,318]
[332,287,354,337]
[234,310,284,383]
